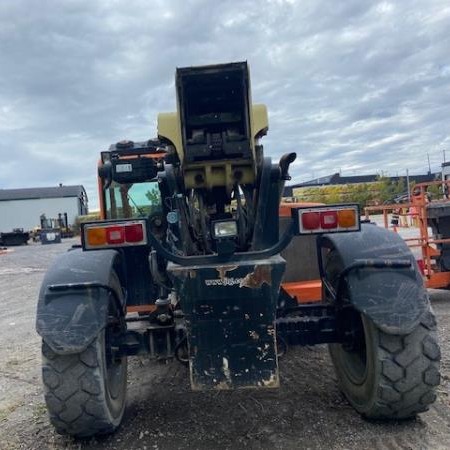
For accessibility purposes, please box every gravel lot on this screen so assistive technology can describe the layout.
[0,239,450,450]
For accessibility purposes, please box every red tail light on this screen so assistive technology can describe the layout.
[320,211,338,229]
[301,212,320,230]
[106,226,125,244]
[125,224,144,242]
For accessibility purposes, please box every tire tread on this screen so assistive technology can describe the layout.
[369,316,440,419]
[42,340,120,437]
[325,248,440,420]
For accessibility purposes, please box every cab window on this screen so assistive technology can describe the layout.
[105,181,161,219]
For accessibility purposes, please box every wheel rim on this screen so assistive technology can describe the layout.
[105,322,126,401]
[325,250,368,386]
[339,309,368,385]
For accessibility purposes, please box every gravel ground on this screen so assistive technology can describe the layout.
[0,238,449,450]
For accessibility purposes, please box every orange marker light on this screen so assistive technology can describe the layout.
[338,209,356,228]
[86,227,107,246]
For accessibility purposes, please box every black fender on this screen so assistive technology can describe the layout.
[36,248,124,355]
[318,224,428,335]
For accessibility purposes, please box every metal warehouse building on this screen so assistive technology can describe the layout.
[0,185,88,232]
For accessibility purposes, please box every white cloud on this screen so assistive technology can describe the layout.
[0,0,449,207]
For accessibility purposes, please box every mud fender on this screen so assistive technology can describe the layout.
[319,224,428,335]
[36,248,124,354]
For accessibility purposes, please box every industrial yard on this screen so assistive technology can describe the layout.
[2,0,450,448]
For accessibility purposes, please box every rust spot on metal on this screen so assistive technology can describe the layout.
[239,264,272,289]
[216,265,239,280]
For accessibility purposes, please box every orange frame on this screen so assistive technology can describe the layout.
[279,202,325,304]
[365,180,450,290]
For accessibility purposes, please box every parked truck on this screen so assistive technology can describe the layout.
[0,229,29,246]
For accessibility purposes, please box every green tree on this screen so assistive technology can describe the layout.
[293,177,412,208]
[145,188,161,205]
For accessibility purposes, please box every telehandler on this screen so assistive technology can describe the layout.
[36,62,440,437]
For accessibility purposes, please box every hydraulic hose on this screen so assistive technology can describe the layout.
[146,221,295,266]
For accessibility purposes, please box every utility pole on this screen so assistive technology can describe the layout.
[406,169,411,203]
[443,149,446,163]
[427,153,431,174]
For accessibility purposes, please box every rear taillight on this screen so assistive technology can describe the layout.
[83,220,147,249]
[295,205,360,235]
[338,209,357,228]
[125,224,144,242]
[86,227,106,246]
[301,212,320,230]
[320,211,338,229]
[106,226,125,244]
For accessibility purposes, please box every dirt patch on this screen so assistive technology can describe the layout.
[0,242,449,449]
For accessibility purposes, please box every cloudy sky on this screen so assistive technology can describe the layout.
[1,0,449,209]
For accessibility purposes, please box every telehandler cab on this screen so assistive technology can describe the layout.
[37,62,440,437]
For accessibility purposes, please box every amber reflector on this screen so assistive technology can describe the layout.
[338,209,357,228]
[86,227,107,246]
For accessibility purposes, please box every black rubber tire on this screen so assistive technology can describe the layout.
[41,274,127,437]
[325,250,441,419]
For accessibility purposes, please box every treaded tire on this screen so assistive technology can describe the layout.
[41,273,127,437]
[325,250,441,419]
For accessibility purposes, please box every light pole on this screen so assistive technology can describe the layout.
[406,169,411,203]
